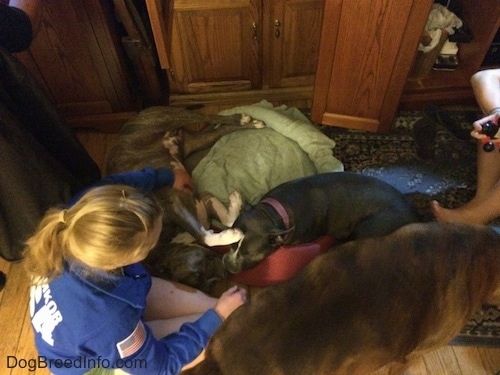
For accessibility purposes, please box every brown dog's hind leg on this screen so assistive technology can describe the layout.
[172,193,243,247]
[180,114,266,158]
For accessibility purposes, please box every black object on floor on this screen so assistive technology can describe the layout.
[413,118,437,160]
[0,271,6,291]
[423,105,472,140]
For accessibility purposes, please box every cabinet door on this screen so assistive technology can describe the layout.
[311,0,432,132]
[167,0,261,94]
[402,0,500,107]
[263,0,323,88]
[15,0,135,117]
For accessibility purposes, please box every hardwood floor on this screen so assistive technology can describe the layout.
[0,110,499,374]
[0,130,120,375]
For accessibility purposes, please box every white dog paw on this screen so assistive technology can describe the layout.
[162,130,181,156]
[239,113,252,125]
[239,113,265,128]
[222,191,243,227]
[203,228,244,247]
[229,191,243,212]
[251,119,266,128]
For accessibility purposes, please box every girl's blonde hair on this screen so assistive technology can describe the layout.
[23,185,164,282]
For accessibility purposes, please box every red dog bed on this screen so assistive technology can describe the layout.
[212,235,335,287]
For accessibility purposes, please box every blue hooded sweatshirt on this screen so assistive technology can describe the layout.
[29,167,222,374]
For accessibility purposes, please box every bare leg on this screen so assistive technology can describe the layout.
[142,278,216,369]
[474,141,500,199]
[432,141,500,224]
[181,351,206,371]
[145,316,207,370]
[144,277,217,321]
[431,188,500,224]
[146,313,205,339]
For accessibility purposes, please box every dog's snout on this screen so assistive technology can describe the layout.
[222,252,243,274]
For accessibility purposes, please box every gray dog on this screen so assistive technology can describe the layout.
[224,172,418,273]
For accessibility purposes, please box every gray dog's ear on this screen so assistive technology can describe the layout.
[267,226,295,246]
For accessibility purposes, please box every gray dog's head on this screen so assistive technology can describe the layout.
[223,208,292,274]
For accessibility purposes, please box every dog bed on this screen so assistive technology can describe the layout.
[192,101,344,287]
[212,235,336,286]
[191,100,343,205]
[191,102,342,285]
[107,103,344,287]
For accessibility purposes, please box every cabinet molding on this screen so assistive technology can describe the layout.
[169,86,314,107]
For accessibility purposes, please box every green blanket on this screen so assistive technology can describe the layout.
[192,101,344,205]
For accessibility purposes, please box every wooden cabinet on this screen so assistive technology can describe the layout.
[263,0,324,89]
[15,0,137,127]
[401,0,500,108]
[146,0,323,106]
[310,0,433,133]
[160,0,261,94]
[311,0,500,133]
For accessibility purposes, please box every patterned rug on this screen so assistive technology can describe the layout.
[318,109,500,347]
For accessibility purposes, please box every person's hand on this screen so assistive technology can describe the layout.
[172,167,195,194]
[470,113,500,142]
[214,285,247,320]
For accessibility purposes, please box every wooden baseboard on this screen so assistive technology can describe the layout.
[63,87,314,132]
[65,111,138,133]
[168,86,314,107]
[399,89,476,110]
[321,112,380,132]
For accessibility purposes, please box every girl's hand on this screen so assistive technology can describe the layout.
[471,113,500,141]
[214,285,247,320]
[172,167,195,194]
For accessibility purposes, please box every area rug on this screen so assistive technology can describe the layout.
[318,109,500,347]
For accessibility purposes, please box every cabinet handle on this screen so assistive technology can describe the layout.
[274,20,281,38]
[252,22,258,40]
[169,69,176,81]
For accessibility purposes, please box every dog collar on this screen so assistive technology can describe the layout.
[261,198,291,230]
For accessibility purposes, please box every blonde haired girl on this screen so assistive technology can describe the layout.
[24,184,163,281]
[25,167,246,375]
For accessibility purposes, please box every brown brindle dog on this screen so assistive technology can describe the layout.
[105,106,264,291]
[183,222,500,375]
[105,106,264,176]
